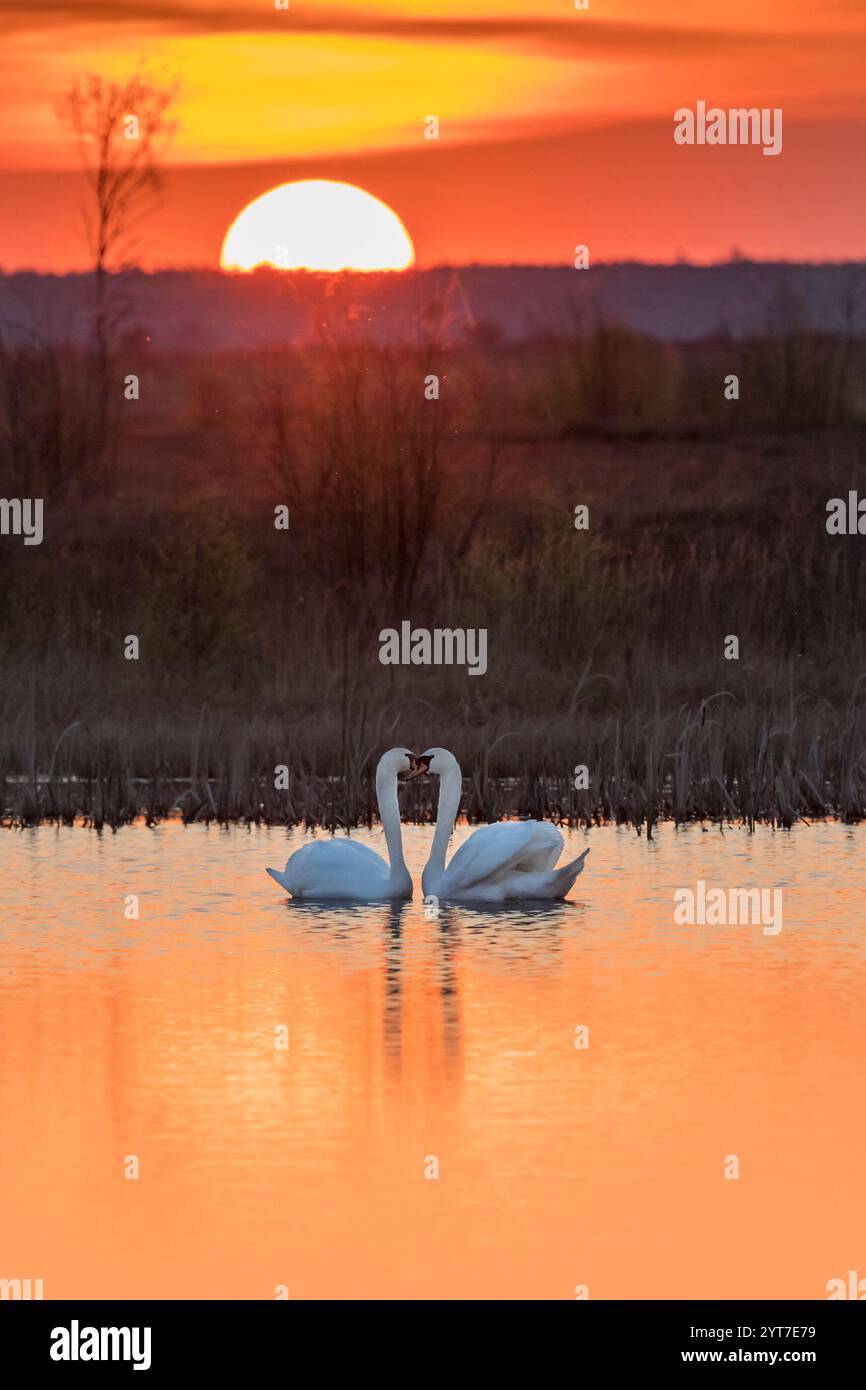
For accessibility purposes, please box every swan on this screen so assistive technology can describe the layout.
[266,748,416,900]
[418,747,589,902]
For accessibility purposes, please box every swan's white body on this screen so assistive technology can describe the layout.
[267,749,413,900]
[420,748,589,902]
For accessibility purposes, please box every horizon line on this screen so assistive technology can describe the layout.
[4,257,866,278]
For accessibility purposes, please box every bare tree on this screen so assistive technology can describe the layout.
[56,69,177,491]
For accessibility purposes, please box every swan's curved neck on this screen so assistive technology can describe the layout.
[376,764,406,879]
[429,761,463,876]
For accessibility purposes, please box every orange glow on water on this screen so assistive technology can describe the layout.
[1,821,863,1298]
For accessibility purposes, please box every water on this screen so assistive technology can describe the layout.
[0,821,863,1300]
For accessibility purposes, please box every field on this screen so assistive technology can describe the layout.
[2,286,866,831]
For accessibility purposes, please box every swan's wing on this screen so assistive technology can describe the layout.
[268,838,388,897]
[496,848,590,900]
[444,821,563,893]
[282,839,385,872]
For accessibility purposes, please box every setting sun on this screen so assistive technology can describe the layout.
[220,179,414,272]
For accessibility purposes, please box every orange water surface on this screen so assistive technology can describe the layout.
[0,821,863,1299]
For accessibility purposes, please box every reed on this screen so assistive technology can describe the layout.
[2,690,864,832]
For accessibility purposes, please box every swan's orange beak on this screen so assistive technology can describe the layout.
[406,754,432,780]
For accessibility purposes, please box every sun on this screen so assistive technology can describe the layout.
[220,179,414,273]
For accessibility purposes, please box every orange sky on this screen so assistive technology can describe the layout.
[1,0,865,269]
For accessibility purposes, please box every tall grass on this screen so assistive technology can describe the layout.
[2,689,864,833]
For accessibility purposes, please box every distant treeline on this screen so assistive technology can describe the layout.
[2,261,866,349]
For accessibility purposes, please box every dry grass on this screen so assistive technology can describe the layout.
[2,685,864,834]
[1,327,865,831]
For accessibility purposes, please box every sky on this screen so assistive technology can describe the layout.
[1,0,865,270]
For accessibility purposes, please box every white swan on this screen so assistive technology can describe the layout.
[266,748,415,900]
[418,747,589,902]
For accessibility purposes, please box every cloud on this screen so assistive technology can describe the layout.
[1,1,860,62]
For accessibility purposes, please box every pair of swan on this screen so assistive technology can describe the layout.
[266,747,589,903]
